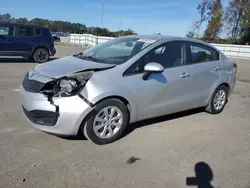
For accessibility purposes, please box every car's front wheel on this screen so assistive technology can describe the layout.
[33,48,49,63]
[83,99,129,145]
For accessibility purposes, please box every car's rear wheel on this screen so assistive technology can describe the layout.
[33,48,49,63]
[205,85,228,114]
[83,99,129,145]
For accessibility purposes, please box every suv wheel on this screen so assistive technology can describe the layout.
[83,99,129,145]
[205,85,228,114]
[33,48,49,63]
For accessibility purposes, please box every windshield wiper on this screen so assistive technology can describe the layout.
[81,55,105,63]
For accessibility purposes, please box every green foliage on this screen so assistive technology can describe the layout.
[196,0,211,37]
[0,13,136,37]
[203,0,224,43]
[188,0,250,45]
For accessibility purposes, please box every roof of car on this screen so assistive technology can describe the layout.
[129,34,204,43]
[125,34,218,51]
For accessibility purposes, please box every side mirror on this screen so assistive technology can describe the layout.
[143,62,164,80]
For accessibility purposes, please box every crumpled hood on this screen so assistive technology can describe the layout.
[34,56,115,78]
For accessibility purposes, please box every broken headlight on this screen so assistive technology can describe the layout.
[54,78,83,97]
[40,71,93,97]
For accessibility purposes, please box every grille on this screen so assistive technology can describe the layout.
[22,74,45,93]
[22,106,58,126]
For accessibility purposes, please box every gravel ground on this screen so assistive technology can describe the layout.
[0,45,250,188]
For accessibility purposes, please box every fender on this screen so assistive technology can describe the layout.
[80,81,138,123]
[91,91,137,124]
[205,74,231,105]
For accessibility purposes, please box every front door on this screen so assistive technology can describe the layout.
[0,24,15,54]
[187,42,221,108]
[123,41,193,121]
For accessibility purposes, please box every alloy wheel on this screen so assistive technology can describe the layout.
[93,106,123,139]
[213,89,226,111]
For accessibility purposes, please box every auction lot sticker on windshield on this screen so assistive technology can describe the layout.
[137,38,156,44]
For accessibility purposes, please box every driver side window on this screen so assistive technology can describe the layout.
[0,25,14,36]
[123,41,185,76]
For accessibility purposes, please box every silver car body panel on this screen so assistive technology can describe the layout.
[28,66,53,83]
[20,86,93,135]
[20,35,237,135]
[35,56,115,78]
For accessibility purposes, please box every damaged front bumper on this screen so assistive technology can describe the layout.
[20,86,93,136]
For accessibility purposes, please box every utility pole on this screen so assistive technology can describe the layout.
[101,0,104,28]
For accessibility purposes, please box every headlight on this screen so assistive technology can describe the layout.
[40,71,94,97]
[54,78,81,97]
[59,79,78,93]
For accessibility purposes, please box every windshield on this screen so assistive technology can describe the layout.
[80,37,156,64]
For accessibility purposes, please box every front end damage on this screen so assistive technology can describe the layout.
[20,67,106,136]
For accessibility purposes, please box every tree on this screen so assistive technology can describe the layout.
[120,29,135,36]
[0,13,136,37]
[196,0,211,37]
[186,22,199,38]
[15,17,29,24]
[224,0,249,39]
[203,0,224,42]
[0,13,13,23]
[240,0,250,43]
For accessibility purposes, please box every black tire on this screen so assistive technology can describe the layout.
[83,98,129,145]
[205,85,228,114]
[33,48,49,63]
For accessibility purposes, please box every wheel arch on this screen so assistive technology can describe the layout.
[77,95,134,136]
[31,44,50,55]
[206,82,231,105]
[94,95,132,118]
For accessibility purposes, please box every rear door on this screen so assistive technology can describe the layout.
[14,26,35,52]
[187,42,221,108]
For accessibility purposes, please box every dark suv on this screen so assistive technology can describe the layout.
[0,23,56,63]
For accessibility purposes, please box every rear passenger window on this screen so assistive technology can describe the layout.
[189,43,219,63]
[18,27,33,36]
[34,28,41,36]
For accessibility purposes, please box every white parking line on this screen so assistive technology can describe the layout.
[12,89,20,92]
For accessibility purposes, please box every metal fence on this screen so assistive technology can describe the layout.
[69,34,114,46]
[211,43,250,59]
[58,34,250,59]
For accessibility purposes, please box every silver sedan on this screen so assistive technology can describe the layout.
[20,35,237,145]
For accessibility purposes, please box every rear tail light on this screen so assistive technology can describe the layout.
[234,63,237,73]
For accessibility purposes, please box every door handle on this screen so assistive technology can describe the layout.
[180,72,190,78]
[213,67,221,71]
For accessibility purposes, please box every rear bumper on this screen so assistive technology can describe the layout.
[20,86,92,136]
